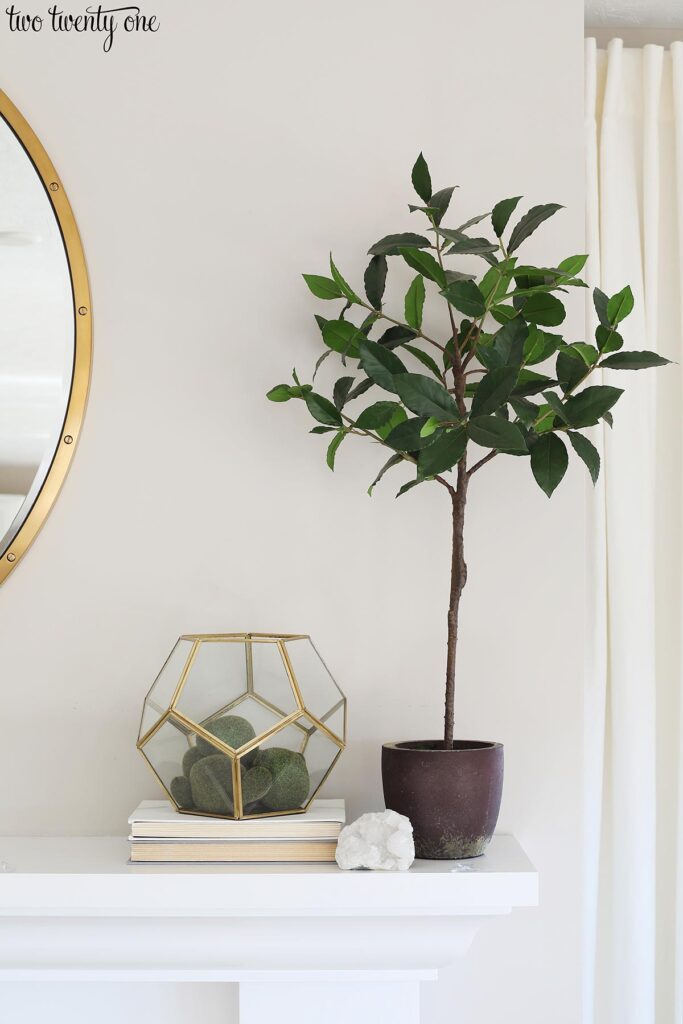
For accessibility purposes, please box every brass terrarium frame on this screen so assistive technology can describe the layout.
[0,90,92,584]
[137,633,347,819]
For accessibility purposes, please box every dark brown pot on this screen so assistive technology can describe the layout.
[382,740,504,860]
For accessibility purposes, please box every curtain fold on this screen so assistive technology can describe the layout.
[584,37,683,1024]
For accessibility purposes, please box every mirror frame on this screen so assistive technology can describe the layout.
[0,89,91,585]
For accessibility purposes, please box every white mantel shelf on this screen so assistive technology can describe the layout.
[0,834,538,1024]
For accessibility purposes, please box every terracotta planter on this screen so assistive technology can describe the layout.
[381,740,504,860]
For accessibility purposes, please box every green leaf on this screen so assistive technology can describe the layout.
[523,327,561,365]
[441,232,499,256]
[491,196,522,237]
[399,247,447,287]
[304,391,343,427]
[393,373,460,419]
[322,319,364,358]
[510,397,540,426]
[418,427,467,475]
[326,431,346,470]
[386,416,440,452]
[479,263,513,304]
[368,453,403,495]
[409,203,440,216]
[396,478,424,498]
[404,344,443,379]
[534,403,556,434]
[512,369,556,397]
[368,233,431,256]
[568,431,600,483]
[364,255,388,309]
[556,350,588,394]
[530,433,568,497]
[310,425,335,434]
[563,385,624,428]
[541,390,570,424]
[490,304,518,325]
[600,350,670,370]
[329,255,361,304]
[267,384,294,402]
[312,349,331,381]
[346,377,374,402]
[607,285,634,325]
[495,316,529,366]
[508,203,563,254]
[420,416,441,437]
[558,254,588,276]
[333,376,355,410]
[404,275,426,329]
[454,214,491,234]
[568,342,599,365]
[377,325,416,349]
[429,186,456,224]
[471,366,518,416]
[378,407,406,439]
[355,401,405,431]
[468,416,527,452]
[522,292,566,327]
[441,279,486,317]
[593,288,610,327]
[595,324,623,354]
[444,269,476,284]
[302,274,344,300]
[411,152,432,204]
[359,338,407,393]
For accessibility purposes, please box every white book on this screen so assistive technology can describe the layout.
[129,798,346,840]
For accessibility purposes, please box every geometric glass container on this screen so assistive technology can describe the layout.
[137,633,346,819]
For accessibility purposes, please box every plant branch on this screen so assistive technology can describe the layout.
[443,455,468,747]
[358,300,446,354]
[467,450,498,477]
[432,217,460,349]
[431,224,467,417]
[341,412,455,494]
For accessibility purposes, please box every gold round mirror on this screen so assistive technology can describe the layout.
[0,90,91,584]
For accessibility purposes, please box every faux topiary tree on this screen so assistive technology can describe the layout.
[268,154,669,751]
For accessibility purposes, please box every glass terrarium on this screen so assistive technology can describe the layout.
[137,633,346,819]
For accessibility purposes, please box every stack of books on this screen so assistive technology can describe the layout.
[128,798,345,863]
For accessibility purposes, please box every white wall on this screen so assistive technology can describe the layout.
[0,2,585,1021]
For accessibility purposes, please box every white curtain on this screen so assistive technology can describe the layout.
[584,37,683,1024]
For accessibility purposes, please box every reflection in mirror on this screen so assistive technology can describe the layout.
[0,115,74,554]
[0,90,90,584]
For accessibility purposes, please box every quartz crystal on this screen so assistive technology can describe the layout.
[335,809,415,871]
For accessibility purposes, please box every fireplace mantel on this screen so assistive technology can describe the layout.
[0,833,537,1023]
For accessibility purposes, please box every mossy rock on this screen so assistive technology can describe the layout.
[182,745,206,778]
[255,747,310,811]
[170,775,194,810]
[197,715,257,764]
[241,765,272,807]
[189,753,234,815]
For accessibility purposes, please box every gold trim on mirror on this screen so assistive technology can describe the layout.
[0,90,92,584]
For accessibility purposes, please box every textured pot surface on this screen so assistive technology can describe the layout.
[382,740,504,860]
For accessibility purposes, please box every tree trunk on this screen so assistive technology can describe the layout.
[443,458,468,749]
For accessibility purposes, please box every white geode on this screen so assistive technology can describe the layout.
[335,810,415,871]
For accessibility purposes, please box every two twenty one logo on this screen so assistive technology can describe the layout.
[5,5,160,52]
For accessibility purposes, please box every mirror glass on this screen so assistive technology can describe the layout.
[0,114,75,556]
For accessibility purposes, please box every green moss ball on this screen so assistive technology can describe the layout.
[182,745,206,778]
[170,775,194,810]
[255,747,310,811]
[189,754,234,815]
[197,715,257,761]
[241,765,273,807]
